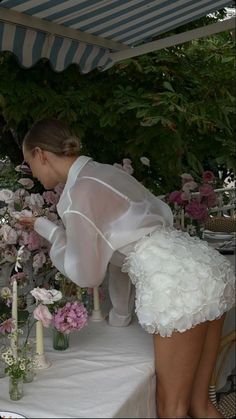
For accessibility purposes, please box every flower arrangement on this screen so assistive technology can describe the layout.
[52,301,88,335]
[166,171,218,236]
[30,285,88,334]
[1,329,33,380]
[0,180,62,276]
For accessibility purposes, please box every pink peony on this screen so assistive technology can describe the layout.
[185,200,208,221]
[33,304,53,328]
[169,190,183,205]
[202,171,215,183]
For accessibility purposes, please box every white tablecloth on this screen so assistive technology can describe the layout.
[0,320,156,419]
[0,255,234,418]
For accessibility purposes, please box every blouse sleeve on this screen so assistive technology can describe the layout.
[34,178,129,287]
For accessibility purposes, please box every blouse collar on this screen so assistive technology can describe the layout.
[57,155,92,212]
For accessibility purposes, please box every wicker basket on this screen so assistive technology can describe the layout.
[205,217,236,233]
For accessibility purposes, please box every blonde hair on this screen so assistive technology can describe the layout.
[23,118,81,156]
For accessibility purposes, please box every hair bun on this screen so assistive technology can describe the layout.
[62,136,81,156]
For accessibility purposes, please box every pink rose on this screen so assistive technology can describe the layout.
[0,318,13,334]
[43,191,59,206]
[31,287,62,304]
[18,178,34,189]
[202,171,215,183]
[199,184,215,197]
[0,225,18,244]
[181,191,191,201]
[123,163,134,175]
[140,157,150,167]
[206,192,217,208]
[33,251,46,273]
[169,191,183,205]
[33,304,53,328]
[27,231,42,251]
[180,173,194,185]
[0,189,14,204]
[185,201,208,221]
[182,181,198,192]
[54,183,64,195]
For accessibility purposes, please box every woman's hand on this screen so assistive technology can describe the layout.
[18,216,37,229]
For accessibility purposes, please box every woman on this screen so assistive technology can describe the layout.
[20,118,235,418]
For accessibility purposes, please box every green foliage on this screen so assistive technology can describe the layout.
[0,25,235,194]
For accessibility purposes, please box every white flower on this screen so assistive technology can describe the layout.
[0,224,18,244]
[15,246,25,272]
[30,287,62,304]
[0,287,12,299]
[140,157,150,167]
[18,178,34,189]
[25,193,44,208]
[0,189,15,204]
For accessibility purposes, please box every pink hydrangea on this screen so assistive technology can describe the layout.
[53,301,88,334]
[199,184,215,197]
[185,200,208,221]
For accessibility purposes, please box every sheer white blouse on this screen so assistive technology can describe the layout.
[34,156,173,287]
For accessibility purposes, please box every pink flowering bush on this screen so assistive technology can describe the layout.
[166,171,218,236]
[52,301,88,334]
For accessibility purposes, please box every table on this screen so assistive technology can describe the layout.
[0,320,156,418]
[0,255,234,418]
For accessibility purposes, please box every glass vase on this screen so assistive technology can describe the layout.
[9,376,24,401]
[53,329,69,351]
[23,367,34,383]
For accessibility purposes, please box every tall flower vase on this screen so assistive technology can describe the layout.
[53,329,69,351]
[9,376,24,401]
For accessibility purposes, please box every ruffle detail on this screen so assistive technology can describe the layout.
[122,228,235,337]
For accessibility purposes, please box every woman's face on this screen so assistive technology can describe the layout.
[23,145,59,189]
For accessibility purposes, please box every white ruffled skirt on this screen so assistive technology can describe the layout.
[122,227,235,337]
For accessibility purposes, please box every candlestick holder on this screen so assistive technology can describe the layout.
[90,287,105,322]
[34,353,51,370]
[91,308,105,321]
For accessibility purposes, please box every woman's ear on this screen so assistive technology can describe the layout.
[34,147,47,164]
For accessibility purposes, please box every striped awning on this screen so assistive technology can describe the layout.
[0,0,234,73]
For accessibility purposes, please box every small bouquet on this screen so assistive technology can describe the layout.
[166,171,218,237]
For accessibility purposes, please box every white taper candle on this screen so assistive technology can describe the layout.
[93,287,100,311]
[11,279,18,358]
[36,320,44,355]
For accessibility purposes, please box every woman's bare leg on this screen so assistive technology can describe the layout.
[153,322,208,418]
[189,316,226,419]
